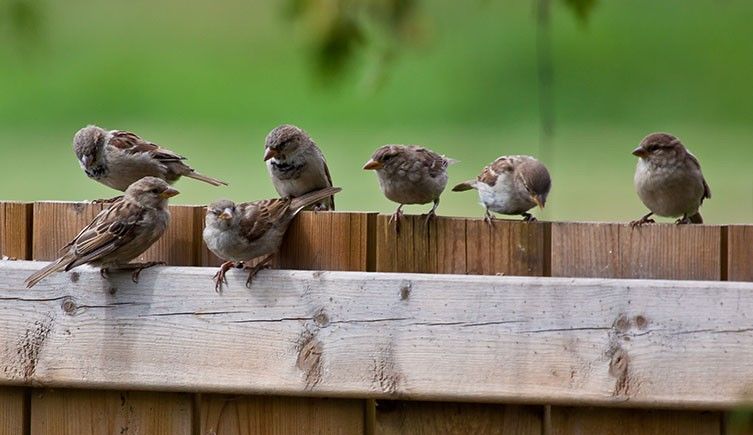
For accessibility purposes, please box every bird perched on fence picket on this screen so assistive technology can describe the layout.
[630,132,711,226]
[363,145,455,232]
[203,186,342,292]
[73,125,226,199]
[264,124,335,211]
[453,155,551,223]
[25,177,179,288]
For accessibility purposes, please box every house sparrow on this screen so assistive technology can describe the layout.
[73,125,227,195]
[363,145,455,232]
[203,186,342,292]
[452,155,551,223]
[631,132,711,226]
[25,177,179,288]
[264,124,335,211]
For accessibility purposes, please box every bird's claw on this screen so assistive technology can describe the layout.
[522,213,537,222]
[130,261,165,283]
[389,208,404,234]
[630,216,655,228]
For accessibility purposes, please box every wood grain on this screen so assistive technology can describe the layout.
[0,388,26,435]
[137,205,203,266]
[375,401,541,435]
[199,395,363,435]
[550,407,720,435]
[3,263,750,408]
[32,202,103,261]
[30,389,192,435]
[727,225,753,282]
[0,202,33,260]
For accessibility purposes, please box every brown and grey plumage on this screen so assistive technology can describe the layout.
[631,132,710,226]
[73,125,227,193]
[264,124,335,211]
[363,144,456,231]
[203,186,342,291]
[25,177,179,288]
[453,155,551,223]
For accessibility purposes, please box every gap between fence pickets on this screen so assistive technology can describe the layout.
[1,261,753,409]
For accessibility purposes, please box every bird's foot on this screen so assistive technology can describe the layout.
[212,261,237,293]
[244,255,274,288]
[630,213,655,228]
[422,209,437,226]
[100,268,110,279]
[389,207,404,234]
[129,261,165,283]
[522,213,537,222]
[483,212,495,226]
[675,216,690,225]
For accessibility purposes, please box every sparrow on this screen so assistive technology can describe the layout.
[25,177,179,288]
[452,155,551,223]
[631,132,711,226]
[264,124,335,211]
[73,125,227,195]
[203,186,342,292]
[363,145,455,232]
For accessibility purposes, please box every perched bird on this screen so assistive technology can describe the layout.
[203,186,342,292]
[264,124,335,211]
[363,145,455,232]
[25,177,179,288]
[73,125,227,195]
[453,155,551,223]
[631,132,711,226]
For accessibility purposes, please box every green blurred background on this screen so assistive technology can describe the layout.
[1,0,751,223]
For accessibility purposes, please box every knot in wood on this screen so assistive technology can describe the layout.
[61,298,77,315]
[399,281,412,301]
[313,309,330,328]
[634,315,648,329]
[613,313,630,332]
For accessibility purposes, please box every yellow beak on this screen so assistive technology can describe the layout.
[363,159,383,170]
[218,208,233,220]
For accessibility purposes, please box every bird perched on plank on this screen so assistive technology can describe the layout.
[264,124,335,211]
[73,125,226,199]
[631,132,711,226]
[363,145,455,232]
[203,186,342,292]
[25,177,179,288]
[453,155,551,223]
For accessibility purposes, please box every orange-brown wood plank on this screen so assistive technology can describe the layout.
[30,389,192,435]
[375,401,541,435]
[550,407,720,435]
[31,202,103,261]
[199,395,364,435]
[0,202,33,260]
[0,388,26,435]
[137,204,203,265]
[727,225,753,282]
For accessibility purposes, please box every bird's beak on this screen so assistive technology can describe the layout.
[219,208,233,221]
[264,147,278,161]
[363,159,383,170]
[161,187,180,198]
[632,146,648,158]
[81,155,91,167]
[532,194,546,209]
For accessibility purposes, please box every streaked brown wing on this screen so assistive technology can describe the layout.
[414,147,448,178]
[110,131,185,163]
[237,198,292,243]
[686,152,711,200]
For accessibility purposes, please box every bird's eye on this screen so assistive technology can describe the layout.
[647,145,659,152]
[383,154,395,161]
[151,188,161,194]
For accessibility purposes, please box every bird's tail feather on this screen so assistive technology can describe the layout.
[452,180,476,192]
[290,187,342,213]
[25,254,76,289]
[185,171,228,187]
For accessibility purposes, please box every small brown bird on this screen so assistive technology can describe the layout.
[73,125,227,194]
[453,155,551,223]
[631,132,711,226]
[363,145,455,231]
[25,177,179,288]
[264,124,335,211]
[203,186,342,292]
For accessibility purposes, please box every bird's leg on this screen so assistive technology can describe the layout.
[107,261,166,283]
[389,204,405,234]
[100,268,110,279]
[675,214,690,225]
[91,195,124,205]
[483,208,495,226]
[244,254,274,288]
[212,261,237,293]
[521,212,537,222]
[630,212,655,228]
[423,199,440,226]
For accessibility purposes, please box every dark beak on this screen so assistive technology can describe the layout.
[264,147,278,162]
[161,187,180,199]
[363,159,383,170]
[632,146,648,158]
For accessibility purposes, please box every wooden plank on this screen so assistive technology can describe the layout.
[0,387,26,434]
[727,225,753,282]
[1,202,33,260]
[32,202,103,261]
[375,401,541,435]
[137,205,203,266]
[550,222,621,278]
[3,262,752,408]
[30,389,192,435]
[550,407,720,434]
[199,395,363,435]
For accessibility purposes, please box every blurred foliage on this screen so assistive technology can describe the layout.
[561,0,598,24]
[1,0,43,43]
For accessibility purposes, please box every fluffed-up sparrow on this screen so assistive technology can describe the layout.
[25,177,179,288]
[73,125,227,196]
[203,186,342,292]
[363,145,455,232]
[453,155,551,223]
[631,132,711,226]
[264,124,335,211]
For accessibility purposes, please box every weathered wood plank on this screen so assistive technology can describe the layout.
[2,262,752,408]
[0,387,26,434]
[550,407,720,435]
[199,395,363,435]
[0,202,33,260]
[727,225,753,282]
[30,389,193,435]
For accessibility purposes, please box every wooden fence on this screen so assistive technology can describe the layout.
[1,201,752,435]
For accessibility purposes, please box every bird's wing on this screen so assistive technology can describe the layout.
[237,198,292,243]
[319,147,336,209]
[687,152,711,199]
[478,157,514,186]
[413,147,450,178]
[109,130,185,163]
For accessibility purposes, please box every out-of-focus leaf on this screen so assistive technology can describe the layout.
[561,0,598,24]
[315,13,364,80]
[5,0,43,41]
